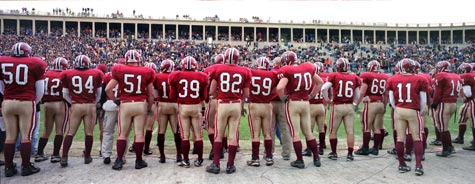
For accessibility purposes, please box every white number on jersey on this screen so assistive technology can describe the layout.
[251,76,272,96]
[161,81,168,98]
[124,74,142,94]
[44,77,61,96]
[370,79,387,94]
[72,76,94,94]
[1,63,28,85]
[397,83,413,103]
[293,72,312,91]
[178,79,200,98]
[449,79,461,96]
[220,73,243,93]
[337,80,354,98]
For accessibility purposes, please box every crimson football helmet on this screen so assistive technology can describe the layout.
[458,63,472,74]
[160,59,174,73]
[335,58,349,72]
[52,57,69,71]
[256,57,270,70]
[399,59,416,74]
[470,63,475,72]
[224,48,240,64]
[181,56,198,71]
[96,63,107,73]
[125,50,141,63]
[145,62,157,72]
[436,60,451,73]
[367,60,380,72]
[281,51,298,65]
[394,61,401,73]
[73,55,91,69]
[414,61,421,72]
[314,62,324,74]
[117,58,126,64]
[12,42,32,57]
[214,54,225,64]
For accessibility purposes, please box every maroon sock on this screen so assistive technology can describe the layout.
[472,128,475,144]
[174,133,182,155]
[435,128,441,141]
[396,141,406,166]
[85,135,93,157]
[251,141,260,159]
[392,130,398,145]
[330,138,337,154]
[348,147,354,156]
[413,140,423,167]
[194,140,204,160]
[459,124,467,139]
[213,142,222,165]
[423,127,429,149]
[181,140,190,161]
[293,141,303,160]
[264,139,273,158]
[362,132,371,149]
[324,124,328,133]
[306,139,319,159]
[447,131,453,147]
[227,145,238,166]
[222,137,228,150]
[208,133,215,146]
[405,134,413,154]
[134,142,144,161]
[20,142,32,167]
[37,138,48,155]
[318,132,326,150]
[3,143,15,168]
[116,139,126,161]
[379,129,386,148]
[53,135,63,156]
[157,134,165,157]
[441,131,448,151]
[62,135,73,157]
[144,130,152,151]
[373,133,382,149]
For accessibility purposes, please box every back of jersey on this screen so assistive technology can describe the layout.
[62,69,103,103]
[327,72,361,104]
[210,64,251,101]
[280,62,316,101]
[249,69,278,103]
[111,65,154,101]
[361,72,388,102]
[43,70,63,102]
[387,74,425,110]
[0,56,46,101]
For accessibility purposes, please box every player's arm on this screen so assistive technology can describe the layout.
[95,87,102,103]
[209,79,218,98]
[321,81,333,102]
[0,80,4,95]
[62,87,72,105]
[310,74,323,98]
[276,77,288,101]
[105,79,119,102]
[355,82,368,106]
[431,77,443,108]
[420,91,427,112]
[388,90,395,108]
[146,82,154,114]
[242,87,250,115]
[35,79,45,104]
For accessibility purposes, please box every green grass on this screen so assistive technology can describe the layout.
[39,104,463,143]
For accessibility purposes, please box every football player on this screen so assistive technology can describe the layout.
[206,48,251,174]
[143,62,158,155]
[60,55,103,167]
[95,63,108,156]
[387,58,426,176]
[276,51,323,168]
[154,59,182,163]
[246,57,279,167]
[432,61,459,157]
[387,61,402,155]
[101,61,120,164]
[169,56,209,168]
[321,58,361,161]
[354,60,388,156]
[304,62,328,156]
[35,57,69,163]
[0,42,46,177]
[456,63,475,151]
[453,63,472,145]
[106,50,155,170]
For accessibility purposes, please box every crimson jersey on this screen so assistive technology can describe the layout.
[209,64,251,101]
[326,72,361,105]
[43,70,63,102]
[271,66,282,101]
[387,74,426,110]
[359,72,388,102]
[249,69,279,103]
[310,72,328,104]
[417,73,432,94]
[111,65,154,101]
[154,72,176,103]
[460,72,475,98]
[279,62,316,101]
[0,56,46,101]
[61,69,103,103]
[169,71,209,104]
[103,72,119,100]
[433,72,460,104]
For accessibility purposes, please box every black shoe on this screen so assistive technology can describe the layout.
[60,157,68,167]
[178,160,191,168]
[226,165,236,174]
[453,137,464,144]
[302,149,312,157]
[5,165,18,177]
[369,148,379,155]
[323,144,327,149]
[99,150,102,157]
[384,130,389,137]
[135,159,148,169]
[103,157,111,164]
[159,156,166,163]
[463,144,475,151]
[194,159,204,167]
[246,158,260,167]
[290,160,305,169]
[21,163,40,176]
[422,154,426,161]
[0,160,4,166]
[265,157,274,166]
[34,154,49,162]
[398,165,411,173]
[206,163,220,174]
[436,150,451,157]
[112,159,124,170]
[50,155,61,163]
[430,140,442,146]
[314,157,321,167]
[355,147,369,155]
[144,149,153,155]
[415,166,424,176]
[404,154,412,162]
[176,155,183,163]
[84,156,93,164]
[346,155,354,161]
[128,146,135,153]
[318,148,324,155]
[448,146,455,154]
[208,149,214,160]
[328,152,338,160]
[387,148,397,155]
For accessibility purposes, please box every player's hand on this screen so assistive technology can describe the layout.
[280,95,288,102]
[96,102,102,110]
[241,108,247,117]
[353,102,358,112]
[430,103,438,109]
[113,99,121,106]
[201,107,206,116]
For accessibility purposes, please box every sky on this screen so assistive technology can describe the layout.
[1,0,474,24]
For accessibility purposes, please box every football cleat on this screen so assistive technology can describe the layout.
[246,158,260,167]
[34,154,49,162]
[328,152,338,160]
[159,156,166,163]
[463,144,475,151]
[290,160,305,169]
[319,149,324,155]
[404,154,412,162]
[135,159,148,169]
[84,156,93,164]
[302,149,312,157]
[144,149,153,155]
[369,148,379,155]
[398,165,411,173]
[226,165,236,174]
[430,140,442,146]
[103,157,111,165]
[346,155,354,162]
[355,147,369,156]
[60,157,68,167]
[452,137,464,144]
[21,163,40,176]
[50,155,61,163]
[206,163,220,174]
[265,157,274,166]
[314,157,321,167]
[4,164,18,177]
[178,160,191,168]
[112,159,124,170]
[436,150,451,157]
[415,166,424,176]
[176,155,183,163]
[194,159,204,167]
